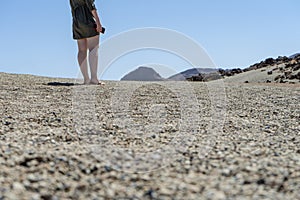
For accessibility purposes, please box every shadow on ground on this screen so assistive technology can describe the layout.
[46,82,77,87]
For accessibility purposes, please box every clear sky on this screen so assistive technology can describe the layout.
[0,0,299,80]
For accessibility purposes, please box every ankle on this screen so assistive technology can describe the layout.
[84,78,90,84]
[90,77,98,81]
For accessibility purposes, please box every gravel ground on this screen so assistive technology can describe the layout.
[0,72,299,200]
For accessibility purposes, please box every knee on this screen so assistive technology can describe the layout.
[89,45,99,56]
[78,48,88,56]
[89,45,99,53]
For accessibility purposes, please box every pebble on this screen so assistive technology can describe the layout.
[222,169,231,177]
[12,182,25,191]
[214,191,227,200]
[27,174,41,182]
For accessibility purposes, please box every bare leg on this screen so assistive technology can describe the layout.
[87,35,101,84]
[77,39,90,84]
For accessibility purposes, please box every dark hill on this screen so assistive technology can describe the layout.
[121,66,164,81]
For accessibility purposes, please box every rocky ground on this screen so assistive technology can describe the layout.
[188,54,300,84]
[0,72,299,199]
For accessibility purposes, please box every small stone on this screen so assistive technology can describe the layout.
[28,159,39,167]
[104,165,112,172]
[151,153,161,160]
[144,189,157,199]
[257,178,266,185]
[160,187,173,196]
[31,193,41,200]
[222,169,231,176]
[106,189,115,197]
[27,174,40,182]
[214,191,226,200]
[252,149,264,156]
[12,182,25,191]
[41,194,59,200]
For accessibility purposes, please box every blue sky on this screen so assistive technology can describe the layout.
[0,0,299,80]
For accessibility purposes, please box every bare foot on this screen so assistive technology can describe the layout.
[83,79,90,85]
[89,79,105,85]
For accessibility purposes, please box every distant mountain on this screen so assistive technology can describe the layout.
[168,68,218,81]
[120,53,300,83]
[289,53,300,59]
[121,66,164,81]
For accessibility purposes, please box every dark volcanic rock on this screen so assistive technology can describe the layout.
[241,53,300,83]
[292,64,300,71]
[243,57,288,72]
[186,74,204,82]
[121,66,164,81]
[187,72,222,82]
[265,58,275,65]
[219,68,243,77]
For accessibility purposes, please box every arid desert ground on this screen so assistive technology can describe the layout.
[0,72,299,199]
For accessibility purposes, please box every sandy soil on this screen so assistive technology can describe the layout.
[0,72,299,199]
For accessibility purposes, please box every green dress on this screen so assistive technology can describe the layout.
[70,0,99,40]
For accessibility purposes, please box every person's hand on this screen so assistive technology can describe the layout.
[96,23,102,33]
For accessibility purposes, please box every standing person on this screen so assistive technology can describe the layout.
[70,0,105,85]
